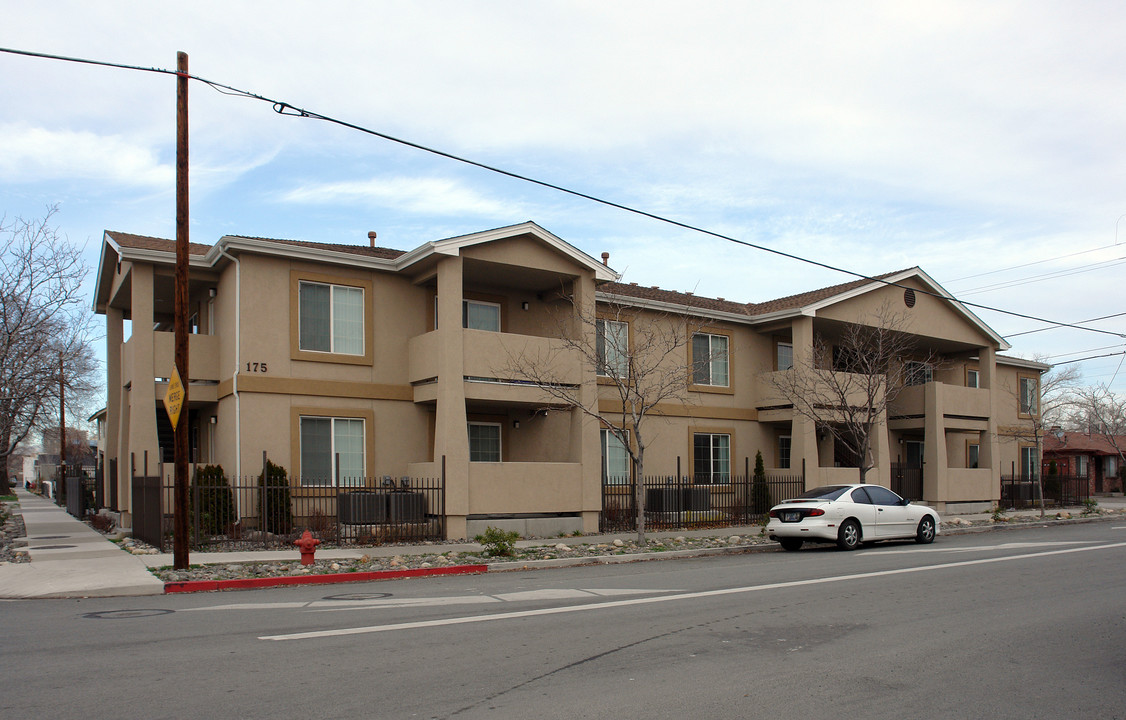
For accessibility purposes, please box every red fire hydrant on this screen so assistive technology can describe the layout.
[294,529,321,566]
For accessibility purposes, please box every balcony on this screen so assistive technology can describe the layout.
[408,329,582,403]
[121,332,221,386]
[890,383,990,430]
[757,369,880,417]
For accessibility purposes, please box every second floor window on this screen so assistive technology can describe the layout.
[776,341,793,371]
[904,361,933,386]
[1019,376,1038,415]
[778,435,792,469]
[596,319,629,378]
[967,369,979,388]
[299,281,364,355]
[463,300,501,332]
[692,333,729,387]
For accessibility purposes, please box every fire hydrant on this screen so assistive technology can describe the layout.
[294,529,321,566]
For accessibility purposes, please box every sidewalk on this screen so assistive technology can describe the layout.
[3,486,1123,599]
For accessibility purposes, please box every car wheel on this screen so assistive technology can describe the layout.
[916,516,936,544]
[837,519,861,550]
[779,538,803,551]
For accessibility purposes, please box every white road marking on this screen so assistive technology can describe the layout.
[260,541,1126,642]
[182,588,667,614]
[864,541,1092,556]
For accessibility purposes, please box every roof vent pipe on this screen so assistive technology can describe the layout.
[368,231,377,248]
[601,251,609,266]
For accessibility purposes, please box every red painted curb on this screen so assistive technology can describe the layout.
[164,564,488,594]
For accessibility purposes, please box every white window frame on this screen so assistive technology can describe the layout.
[299,415,366,487]
[600,428,631,484]
[1020,446,1038,480]
[966,368,979,388]
[596,319,629,379]
[776,341,794,371]
[463,299,501,332]
[692,333,730,387]
[693,432,731,484]
[298,280,365,355]
[968,443,980,469]
[1019,376,1038,415]
[905,361,934,386]
[468,422,502,462]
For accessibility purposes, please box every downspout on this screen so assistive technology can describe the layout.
[218,246,242,481]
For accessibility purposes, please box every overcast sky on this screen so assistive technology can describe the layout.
[3,1,1125,404]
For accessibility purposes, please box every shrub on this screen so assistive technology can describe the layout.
[474,526,521,557]
[258,460,293,535]
[751,451,771,516]
[191,465,235,536]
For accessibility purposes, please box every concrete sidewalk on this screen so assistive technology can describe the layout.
[3,486,1122,599]
[0,488,164,598]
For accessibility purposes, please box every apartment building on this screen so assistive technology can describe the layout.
[93,221,1045,538]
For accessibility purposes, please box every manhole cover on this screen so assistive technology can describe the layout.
[83,609,175,620]
[31,535,69,540]
[33,544,76,550]
[322,592,392,601]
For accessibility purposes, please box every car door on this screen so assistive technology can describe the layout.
[866,485,914,538]
[845,487,878,538]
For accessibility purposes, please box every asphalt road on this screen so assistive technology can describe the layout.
[4,522,1126,719]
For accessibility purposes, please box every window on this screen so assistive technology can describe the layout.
[299,281,364,354]
[1019,376,1038,415]
[776,341,793,371]
[693,433,730,484]
[968,443,979,469]
[864,485,903,506]
[468,422,501,462]
[596,319,629,378]
[463,300,501,332]
[1077,455,1089,478]
[692,333,729,387]
[601,429,631,484]
[1106,456,1118,478]
[1020,446,1038,480]
[966,369,979,388]
[904,361,933,386]
[300,416,365,486]
[778,435,791,469]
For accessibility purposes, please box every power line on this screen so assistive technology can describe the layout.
[1042,343,1126,360]
[958,255,1126,296]
[946,241,1124,283]
[1006,311,1126,338]
[4,45,1126,341]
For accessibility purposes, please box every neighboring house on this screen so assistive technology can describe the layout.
[93,221,1045,537]
[1042,431,1124,494]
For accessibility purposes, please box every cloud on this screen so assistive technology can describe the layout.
[278,176,524,217]
[0,124,172,188]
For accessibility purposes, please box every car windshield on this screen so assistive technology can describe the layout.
[794,485,852,501]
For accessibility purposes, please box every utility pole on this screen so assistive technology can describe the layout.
[58,351,65,505]
[173,51,190,569]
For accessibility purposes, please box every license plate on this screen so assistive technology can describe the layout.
[782,511,800,522]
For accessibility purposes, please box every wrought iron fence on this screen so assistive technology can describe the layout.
[600,473,806,532]
[131,472,446,551]
[1000,475,1089,510]
[890,463,923,501]
[64,474,97,520]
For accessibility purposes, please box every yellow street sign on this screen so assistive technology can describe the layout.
[164,366,185,430]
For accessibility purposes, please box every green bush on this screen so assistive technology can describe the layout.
[258,460,293,535]
[474,526,521,557]
[751,451,771,516]
[191,465,235,536]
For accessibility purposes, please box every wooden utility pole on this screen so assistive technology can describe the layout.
[58,351,65,504]
[173,51,190,569]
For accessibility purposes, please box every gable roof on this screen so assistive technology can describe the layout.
[1043,432,1126,457]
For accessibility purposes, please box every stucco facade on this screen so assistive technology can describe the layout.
[93,222,1045,537]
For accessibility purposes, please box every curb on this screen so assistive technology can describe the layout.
[164,563,487,594]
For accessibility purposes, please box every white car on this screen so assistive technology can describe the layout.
[767,484,939,551]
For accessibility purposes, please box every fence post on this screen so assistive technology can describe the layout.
[441,454,447,539]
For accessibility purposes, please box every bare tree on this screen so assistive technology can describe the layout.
[1066,383,1126,480]
[1002,361,1080,518]
[501,296,705,543]
[0,207,100,487]
[762,302,938,483]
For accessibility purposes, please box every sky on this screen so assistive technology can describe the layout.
[2,0,1125,413]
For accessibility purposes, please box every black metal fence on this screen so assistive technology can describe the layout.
[64,474,97,520]
[1000,475,1089,510]
[131,473,446,551]
[600,473,806,532]
[891,464,923,501]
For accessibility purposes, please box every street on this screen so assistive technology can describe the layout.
[4,522,1126,719]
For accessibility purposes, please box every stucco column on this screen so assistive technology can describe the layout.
[126,264,161,523]
[923,380,948,507]
[873,404,891,488]
[789,317,819,487]
[977,345,1000,504]
[434,256,470,539]
[105,306,124,511]
[570,273,602,532]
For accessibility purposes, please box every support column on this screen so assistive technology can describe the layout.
[978,345,1000,504]
[434,256,470,539]
[105,306,124,510]
[923,380,948,507]
[789,317,819,487]
[126,265,161,524]
[570,273,602,533]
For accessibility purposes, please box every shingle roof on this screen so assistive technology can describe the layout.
[228,235,406,261]
[1043,432,1126,456]
[105,231,211,256]
[600,281,755,316]
[746,270,907,315]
